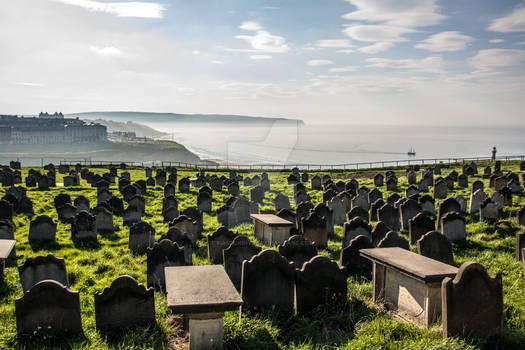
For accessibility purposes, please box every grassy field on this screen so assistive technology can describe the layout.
[0,161,524,349]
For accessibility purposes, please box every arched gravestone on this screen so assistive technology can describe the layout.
[471,180,484,194]
[197,192,213,213]
[278,235,317,269]
[373,173,384,187]
[123,205,142,226]
[400,199,421,231]
[340,235,373,279]
[227,182,240,196]
[0,220,14,240]
[328,196,346,226]
[406,170,417,185]
[15,280,82,336]
[490,191,504,210]
[348,206,369,223]
[377,204,400,232]
[155,173,166,187]
[302,212,328,248]
[223,235,261,290]
[385,177,398,191]
[433,179,447,199]
[479,198,499,223]
[515,228,525,262]
[417,231,453,264]
[369,199,385,222]
[377,231,409,250]
[295,190,310,206]
[97,189,112,205]
[335,180,346,193]
[295,255,347,315]
[296,201,314,232]
[311,175,322,190]
[94,275,155,332]
[231,197,251,224]
[241,249,295,312]
[28,215,57,242]
[217,205,237,228]
[164,183,176,198]
[351,192,369,211]
[441,212,467,242]
[386,193,401,207]
[313,202,334,235]
[108,196,124,215]
[469,189,487,214]
[437,197,461,231]
[342,217,372,248]
[129,221,155,252]
[57,203,76,223]
[276,208,297,231]
[405,185,419,199]
[249,186,264,204]
[457,174,468,188]
[371,221,390,247]
[408,212,434,245]
[368,188,382,204]
[301,172,309,183]
[322,189,337,204]
[72,211,97,242]
[162,195,178,212]
[158,227,193,265]
[274,193,291,212]
[37,175,50,190]
[73,195,90,213]
[178,178,190,193]
[18,254,68,292]
[146,239,186,290]
[0,199,13,221]
[129,195,146,214]
[207,227,238,264]
[93,207,114,233]
[442,262,502,339]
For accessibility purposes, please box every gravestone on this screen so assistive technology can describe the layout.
[227,182,240,196]
[129,195,146,214]
[386,193,401,206]
[15,280,82,336]
[155,173,166,187]
[516,229,525,261]
[108,196,124,215]
[301,173,309,183]
[437,198,461,231]
[408,212,434,245]
[0,219,14,239]
[407,170,417,185]
[517,205,525,226]
[441,212,467,242]
[146,239,186,290]
[277,235,317,269]
[158,227,193,265]
[417,231,453,264]
[74,195,90,213]
[0,199,13,221]
[368,188,382,206]
[499,186,512,207]
[369,199,385,222]
[274,193,291,211]
[400,199,422,231]
[93,207,114,233]
[216,205,236,228]
[129,221,155,252]
[223,235,261,289]
[123,205,142,226]
[18,254,68,292]
[372,221,390,247]
[71,211,97,241]
[232,197,252,224]
[296,201,314,232]
[342,217,372,248]
[472,180,484,194]
[340,235,373,279]
[433,180,447,199]
[170,215,199,243]
[480,199,499,223]
[179,178,190,193]
[197,192,213,213]
[377,231,409,250]
[419,195,435,215]
[405,185,419,199]
[348,206,369,223]
[351,192,369,211]
[386,177,397,191]
[328,196,346,226]
[494,176,507,191]
[240,249,295,312]
[295,255,347,314]
[302,212,328,248]
[323,189,337,204]
[276,208,297,230]
[207,227,238,264]
[457,174,468,188]
[490,191,504,210]
[94,275,155,332]
[378,204,400,231]
[57,203,76,223]
[373,173,384,187]
[97,189,112,205]
[469,189,487,214]
[250,186,264,204]
[28,215,57,242]
[442,262,502,339]
[164,184,176,198]
[453,195,467,213]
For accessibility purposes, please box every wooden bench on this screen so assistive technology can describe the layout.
[250,214,293,246]
[360,247,458,327]
[165,265,243,350]
[0,239,15,283]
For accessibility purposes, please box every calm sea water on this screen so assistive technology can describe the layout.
[146,121,525,166]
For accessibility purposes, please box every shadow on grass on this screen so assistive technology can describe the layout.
[16,332,88,350]
[72,239,101,250]
[29,239,61,253]
[99,322,167,350]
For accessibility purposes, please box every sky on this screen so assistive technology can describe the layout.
[1,0,525,126]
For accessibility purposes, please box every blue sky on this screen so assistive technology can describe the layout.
[1,0,525,125]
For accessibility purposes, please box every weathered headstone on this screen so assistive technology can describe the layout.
[441,212,467,242]
[71,211,97,241]
[18,254,68,292]
[302,212,328,248]
[340,234,373,279]
[129,221,155,252]
[342,217,372,248]
[146,239,186,290]
[28,215,57,242]
[433,179,447,199]
[277,235,317,269]
[207,227,239,264]
[437,197,461,231]
[378,204,400,231]
[377,231,409,250]
[123,205,142,226]
[479,198,499,223]
[374,173,384,187]
[408,212,434,245]
[417,231,453,264]
[223,235,261,289]
[400,199,422,231]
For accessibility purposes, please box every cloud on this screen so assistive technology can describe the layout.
[89,45,124,56]
[415,31,473,52]
[14,82,44,87]
[358,42,394,54]
[342,0,446,28]
[329,66,357,73]
[336,49,355,54]
[366,56,445,73]
[488,6,525,33]
[250,55,272,60]
[343,25,413,43]
[469,49,525,71]
[50,0,165,18]
[316,39,354,48]
[489,39,504,44]
[240,21,262,31]
[307,60,334,66]
[235,23,290,53]
[210,60,223,64]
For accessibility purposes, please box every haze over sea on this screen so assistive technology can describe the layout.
[146,121,525,166]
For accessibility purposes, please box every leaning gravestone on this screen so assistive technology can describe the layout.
[28,215,57,242]
[377,231,409,250]
[240,249,295,312]
[94,275,155,332]
[207,227,238,264]
[146,239,186,290]
[342,217,372,248]
[18,254,68,292]
[295,255,347,314]
[417,231,453,264]
[223,235,261,290]
[302,212,328,248]
[442,262,502,339]
[340,235,373,279]
[469,189,487,214]
[408,212,434,245]
[129,221,155,252]
[15,280,82,336]
[277,235,317,269]
[441,212,467,242]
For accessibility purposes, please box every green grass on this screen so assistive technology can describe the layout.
[0,161,524,349]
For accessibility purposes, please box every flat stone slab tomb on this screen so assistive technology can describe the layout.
[360,247,458,327]
[165,265,243,350]
[0,239,16,282]
[250,214,293,246]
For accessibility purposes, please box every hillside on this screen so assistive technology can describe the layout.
[91,119,168,139]
[68,111,305,125]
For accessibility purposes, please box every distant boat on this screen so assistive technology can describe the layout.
[408,148,416,156]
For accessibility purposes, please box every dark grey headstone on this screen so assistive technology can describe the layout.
[207,227,238,264]
[223,235,261,290]
[408,212,434,245]
[377,204,400,231]
[28,215,57,242]
[340,234,373,279]
[18,254,68,292]
[278,235,317,269]
[417,231,453,264]
[377,231,409,250]
[146,239,186,290]
[71,211,97,241]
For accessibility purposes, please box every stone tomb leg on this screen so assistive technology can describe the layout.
[361,247,458,327]
[250,214,293,246]
[165,265,243,350]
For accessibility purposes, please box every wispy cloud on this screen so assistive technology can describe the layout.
[366,56,445,73]
[250,55,272,60]
[90,45,124,56]
[50,0,165,18]
[488,5,525,33]
[358,42,394,54]
[239,21,262,31]
[329,66,357,73]
[14,82,44,87]
[307,60,333,66]
[316,39,354,48]
[235,22,290,53]
[489,39,504,44]
[470,49,525,71]
[415,31,473,52]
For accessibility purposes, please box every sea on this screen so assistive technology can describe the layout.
[143,121,525,167]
